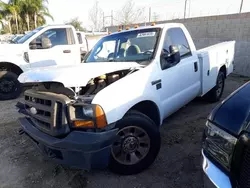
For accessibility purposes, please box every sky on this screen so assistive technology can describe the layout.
[4,0,250,29]
[45,0,250,28]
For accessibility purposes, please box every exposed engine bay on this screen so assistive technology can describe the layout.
[33,69,134,103]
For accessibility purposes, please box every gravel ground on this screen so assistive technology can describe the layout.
[0,74,248,188]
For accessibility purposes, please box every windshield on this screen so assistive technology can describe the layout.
[17,26,44,44]
[85,28,160,64]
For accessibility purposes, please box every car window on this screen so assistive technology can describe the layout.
[165,27,191,58]
[35,28,68,48]
[85,28,160,64]
[94,40,116,61]
[17,26,44,44]
[77,33,83,44]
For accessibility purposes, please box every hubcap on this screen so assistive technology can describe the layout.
[122,136,139,153]
[0,79,15,93]
[111,126,150,165]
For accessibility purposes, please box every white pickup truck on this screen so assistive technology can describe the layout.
[17,23,235,175]
[0,25,106,100]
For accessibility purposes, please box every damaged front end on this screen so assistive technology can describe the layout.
[15,57,143,170]
[15,71,128,170]
[17,66,137,138]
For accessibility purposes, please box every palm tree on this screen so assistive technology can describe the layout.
[8,0,20,33]
[0,2,13,33]
[32,0,53,28]
[20,0,53,30]
[19,0,33,31]
[0,0,53,33]
[0,0,22,33]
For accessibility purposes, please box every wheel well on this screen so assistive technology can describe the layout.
[220,65,227,78]
[0,62,23,76]
[128,101,161,127]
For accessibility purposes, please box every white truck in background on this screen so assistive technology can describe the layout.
[0,25,107,100]
[17,23,235,175]
[77,31,108,60]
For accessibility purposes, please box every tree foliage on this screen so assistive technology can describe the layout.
[64,17,86,31]
[152,12,159,22]
[0,0,53,34]
[117,0,144,25]
[88,0,103,31]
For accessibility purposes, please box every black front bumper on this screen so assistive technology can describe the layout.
[19,117,118,170]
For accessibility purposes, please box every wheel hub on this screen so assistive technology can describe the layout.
[0,80,14,93]
[111,126,150,165]
[122,136,139,153]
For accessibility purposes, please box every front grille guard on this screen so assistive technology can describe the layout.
[18,89,72,137]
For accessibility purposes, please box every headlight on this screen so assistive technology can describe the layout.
[70,104,107,129]
[203,121,237,170]
[82,106,94,117]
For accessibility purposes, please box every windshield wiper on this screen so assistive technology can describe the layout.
[107,58,115,62]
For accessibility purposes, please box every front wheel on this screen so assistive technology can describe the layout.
[109,110,161,175]
[0,71,22,100]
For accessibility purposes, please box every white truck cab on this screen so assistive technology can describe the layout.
[0,25,106,100]
[17,23,235,175]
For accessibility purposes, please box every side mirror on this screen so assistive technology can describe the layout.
[41,37,52,49]
[29,39,37,49]
[161,45,181,69]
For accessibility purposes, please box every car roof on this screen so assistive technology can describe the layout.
[109,23,184,35]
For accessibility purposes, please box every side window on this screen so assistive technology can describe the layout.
[165,28,191,58]
[32,28,68,49]
[163,33,171,53]
[77,33,83,44]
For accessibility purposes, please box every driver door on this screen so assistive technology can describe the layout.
[158,27,200,117]
[28,28,80,68]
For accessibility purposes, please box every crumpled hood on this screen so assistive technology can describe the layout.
[18,62,142,87]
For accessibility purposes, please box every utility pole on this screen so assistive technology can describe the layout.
[149,7,151,22]
[239,0,244,13]
[95,0,99,31]
[103,10,115,28]
[111,10,113,26]
[188,0,191,17]
[184,0,188,19]
[103,12,105,29]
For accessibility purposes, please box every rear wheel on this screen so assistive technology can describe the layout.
[109,110,161,175]
[204,71,225,103]
[0,71,21,100]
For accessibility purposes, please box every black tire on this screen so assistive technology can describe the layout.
[0,71,21,100]
[204,71,225,103]
[109,110,161,175]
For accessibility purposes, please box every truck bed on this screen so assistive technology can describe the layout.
[197,41,235,96]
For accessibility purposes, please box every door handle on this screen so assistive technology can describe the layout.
[151,79,161,85]
[194,62,198,72]
[63,50,71,53]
